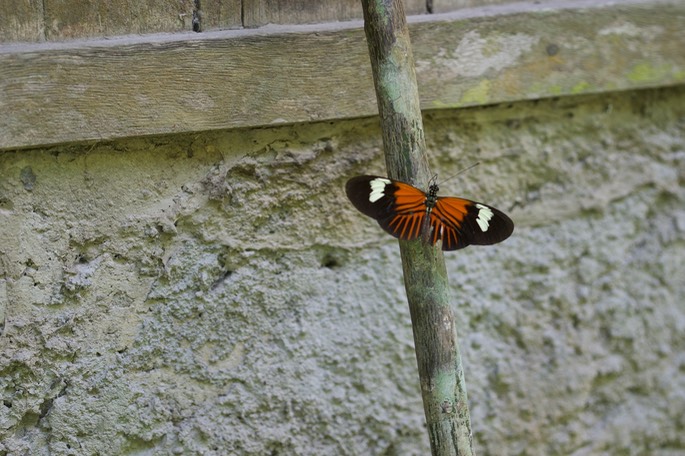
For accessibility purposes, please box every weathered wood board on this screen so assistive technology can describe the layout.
[0,0,428,42]
[1,0,684,150]
[243,0,427,27]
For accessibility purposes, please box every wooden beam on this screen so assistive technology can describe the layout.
[0,0,243,42]
[242,0,426,27]
[1,0,684,150]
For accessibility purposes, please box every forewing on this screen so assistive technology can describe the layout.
[377,181,427,241]
[346,176,427,241]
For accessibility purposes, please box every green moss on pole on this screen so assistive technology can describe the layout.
[360,0,475,455]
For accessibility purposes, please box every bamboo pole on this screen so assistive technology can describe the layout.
[360,1,475,455]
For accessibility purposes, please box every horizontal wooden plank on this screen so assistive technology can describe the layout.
[0,0,424,43]
[0,0,243,43]
[1,0,684,150]
[242,0,427,27]
[0,0,44,43]
[430,0,534,14]
[43,0,199,39]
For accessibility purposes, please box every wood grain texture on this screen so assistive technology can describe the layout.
[1,0,683,150]
[42,0,195,39]
[1,0,421,42]
[243,0,426,27]
[0,0,45,42]
[430,0,527,13]
[201,0,243,30]
[0,0,242,43]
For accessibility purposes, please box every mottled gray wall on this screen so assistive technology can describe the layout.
[1,86,684,455]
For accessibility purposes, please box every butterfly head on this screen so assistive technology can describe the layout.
[428,182,439,197]
[426,181,439,209]
[427,173,440,196]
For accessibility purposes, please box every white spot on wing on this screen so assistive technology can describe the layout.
[475,204,494,231]
[369,178,391,203]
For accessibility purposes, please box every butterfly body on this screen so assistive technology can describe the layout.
[346,175,513,251]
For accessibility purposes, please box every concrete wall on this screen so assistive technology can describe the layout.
[1,85,684,454]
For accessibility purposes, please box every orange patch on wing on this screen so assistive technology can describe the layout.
[388,212,424,240]
[432,198,470,227]
[392,182,427,213]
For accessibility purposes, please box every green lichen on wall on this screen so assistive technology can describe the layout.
[1,86,684,455]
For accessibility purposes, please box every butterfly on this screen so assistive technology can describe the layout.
[346,175,514,250]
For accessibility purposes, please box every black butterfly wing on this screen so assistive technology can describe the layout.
[346,176,427,241]
[430,197,514,250]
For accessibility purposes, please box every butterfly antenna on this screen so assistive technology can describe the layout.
[437,162,480,186]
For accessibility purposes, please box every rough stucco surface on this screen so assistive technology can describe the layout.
[1,86,684,455]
